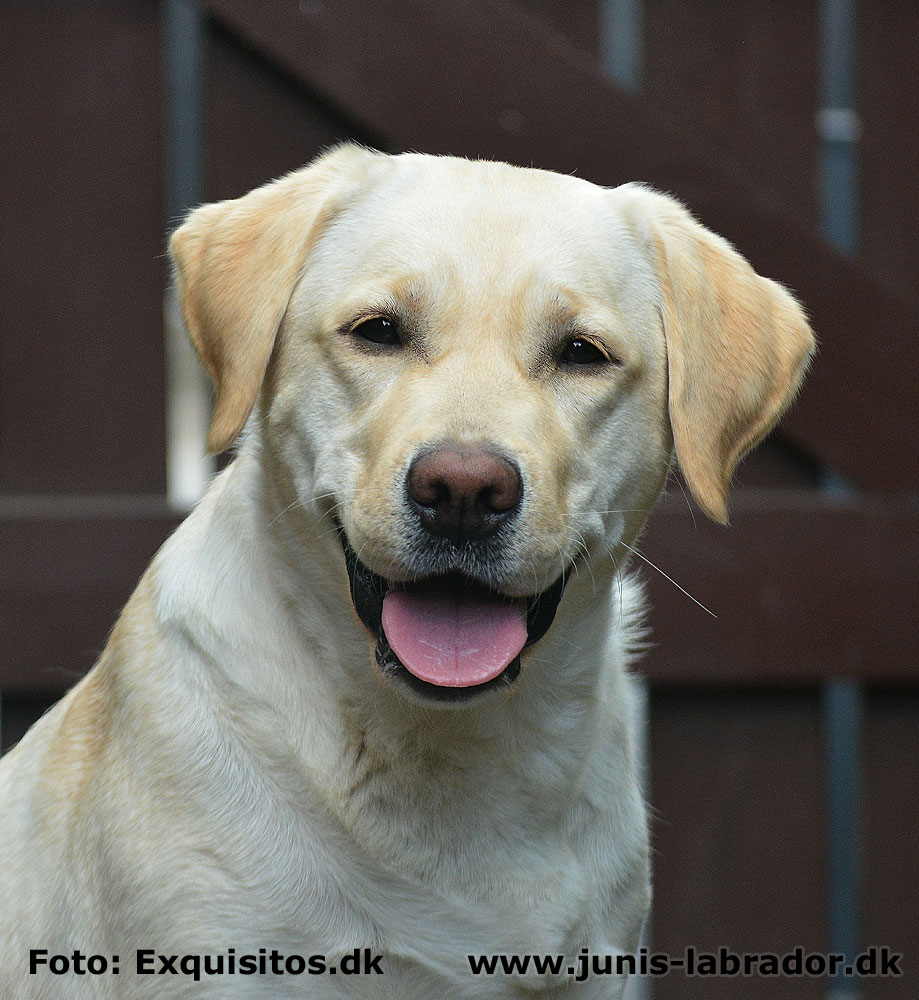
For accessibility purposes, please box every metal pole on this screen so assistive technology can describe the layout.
[822,677,863,1000]
[163,0,205,227]
[818,0,860,256]
[162,0,215,509]
[818,3,862,998]
[600,0,644,95]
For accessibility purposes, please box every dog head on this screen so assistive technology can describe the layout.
[170,144,814,702]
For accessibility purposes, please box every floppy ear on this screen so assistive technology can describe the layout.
[169,143,377,453]
[618,184,816,523]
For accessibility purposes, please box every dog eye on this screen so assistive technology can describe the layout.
[560,337,613,366]
[351,316,402,347]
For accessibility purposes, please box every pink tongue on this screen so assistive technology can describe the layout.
[381,583,527,687]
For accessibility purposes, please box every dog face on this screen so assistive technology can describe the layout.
[171,145,814,701]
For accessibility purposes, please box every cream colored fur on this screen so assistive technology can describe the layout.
[0,146,814,998]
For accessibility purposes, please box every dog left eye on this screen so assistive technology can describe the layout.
[560,337,610,366]
[351,316,402,346]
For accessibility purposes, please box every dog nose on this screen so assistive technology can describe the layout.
[407,445,523,543]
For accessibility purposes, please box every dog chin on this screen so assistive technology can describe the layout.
[336,525,569,704]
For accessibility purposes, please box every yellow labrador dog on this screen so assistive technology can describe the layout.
[0,145,813,998]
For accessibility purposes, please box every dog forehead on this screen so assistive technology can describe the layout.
[371,156,607,254]
[307,154,649,308]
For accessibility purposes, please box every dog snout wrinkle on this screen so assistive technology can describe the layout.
[407,445,522,544]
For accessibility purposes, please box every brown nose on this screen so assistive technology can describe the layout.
[407,444,523,543]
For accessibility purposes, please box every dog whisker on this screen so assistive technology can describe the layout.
[557,539,576,583]
[671,473,698,530]
[616,540,716,618]
[317,522,346,543]
[265,498,303,529]
[265,488,357,530]
[561,508,646,517]
[571,530,596,598]
[605,545,625,630]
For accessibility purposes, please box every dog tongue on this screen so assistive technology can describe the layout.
[381,582,527,687]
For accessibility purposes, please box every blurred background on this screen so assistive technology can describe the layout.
[1,2,916,998]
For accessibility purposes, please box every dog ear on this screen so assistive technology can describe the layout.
[169,143,376,453]
[617,185,816,523]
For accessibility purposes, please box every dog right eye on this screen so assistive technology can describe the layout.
[350,316,402,347]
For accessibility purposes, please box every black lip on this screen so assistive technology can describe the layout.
[337,525,569,701]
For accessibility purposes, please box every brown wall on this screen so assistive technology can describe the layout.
[0,2,166,496]
[2,2,916,994]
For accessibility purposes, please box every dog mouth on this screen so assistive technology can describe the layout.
[338,529,568,702]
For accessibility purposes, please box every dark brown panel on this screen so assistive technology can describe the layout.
[645,0,818,222]
[862,691,919,999]
[205,21,384,204]
[0,502,180,693]
[860,4,919,303]
[199,0,919,491]
[0,1,166,494]
[650,689,919,1000]
[637,492,918,685]
[517,0,599,55]
[649,689,824,999]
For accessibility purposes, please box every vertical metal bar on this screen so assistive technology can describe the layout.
[163,0,205,226]
[162,0,215,509]
[819,5,862,997]
[600,0,644,94]
[818,0,860,256]
[821,466,863,1000]
[823,679,863,1000]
